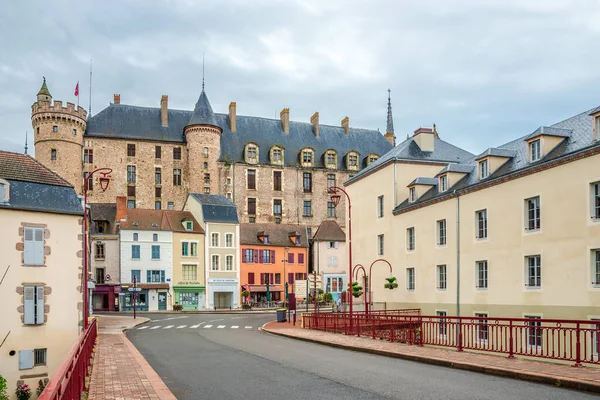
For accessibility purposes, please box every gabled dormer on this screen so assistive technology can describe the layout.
[435,164,474,192]
[300,147,315,168]
[523,126,572,163]
[345,150,360,171]
[591,107,600,142]
[270,145,284,166]
[244,142,259,164]
[0,179,9,204]
[474,148,517,179]
[365,153,380,167]
[407,177,438,203]
[182,219,193,231]
[288,231,301,246]
[323,149,337,169]
[257,231,269,244]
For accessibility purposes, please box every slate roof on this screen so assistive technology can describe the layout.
[524,126,572,140]
[474,148,518,160]
[347,135,474,184]
[85,91,393,169]
[0,151,71,187]
[435,164,475,176]
[394,106,600,213]
[187,90,220,129]
[90,203,118,234]
[120,209,204,233]
[189,193,239,224]
[312,220,346,242]
[240,223,309,248]
[408,177,438,187]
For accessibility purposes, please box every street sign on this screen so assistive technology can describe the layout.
[105,274,111,282]
[128,287,142,292]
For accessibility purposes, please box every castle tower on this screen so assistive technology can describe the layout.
[32,78,87,194]
[184,88,222,195]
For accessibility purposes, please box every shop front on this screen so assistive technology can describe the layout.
[207,278,239,309]
[247,284,283,303]
[92,284,120,312]
[120,283,171,311]
[174,286,206,310]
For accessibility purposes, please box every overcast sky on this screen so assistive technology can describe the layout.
[2,0,600,156]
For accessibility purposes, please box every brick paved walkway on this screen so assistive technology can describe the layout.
[263,321,600,394]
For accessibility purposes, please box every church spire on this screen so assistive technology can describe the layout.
[24,131,28,155]
[384,89,396,146]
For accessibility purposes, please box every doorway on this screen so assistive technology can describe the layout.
[158,292,167,310]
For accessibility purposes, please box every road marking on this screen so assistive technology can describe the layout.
[207,319,224,323]
[137,326,149,330]
[152,316,189,322]
[230,317,245,320]
[231,326,239,329]
[245,326,252,329]
[163,325,174,329]
[217,325,225,329]
[176,325,187,329]
[190,322,205,328]
[204,325,213,328]
[150,326,161,330]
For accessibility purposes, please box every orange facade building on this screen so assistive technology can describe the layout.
[240,224,309,303]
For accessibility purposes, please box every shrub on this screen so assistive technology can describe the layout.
[36,380,46,396]
[173,304,183,311]
[15,383,31,400]
[384,276,398,290]
[0,375,8,400]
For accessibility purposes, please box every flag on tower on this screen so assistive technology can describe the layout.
[74,82,79,97]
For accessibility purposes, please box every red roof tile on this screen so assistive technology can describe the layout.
[0,150,72,187]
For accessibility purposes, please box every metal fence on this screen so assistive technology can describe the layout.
[39,318,98,400]
[303,313,600,366]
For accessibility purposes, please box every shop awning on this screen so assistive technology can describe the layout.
[248,285,283,292]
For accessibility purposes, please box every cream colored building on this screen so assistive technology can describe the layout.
[347,108,600,320]
[0,151,83,398]
[172,218,206,310]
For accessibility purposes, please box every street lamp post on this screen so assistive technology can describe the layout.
[329,186,352,317]
[83,168,112,330]
[367,258,393,315]
[352,264,367,310]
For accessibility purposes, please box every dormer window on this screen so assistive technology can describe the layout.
[479,160,489,179]
[96,221,109,234]
[409,187,416,203]
[301,148,314,167]
[530,139,541,162]
[0,180,8,203]
[367,154,379,165]
[263,235,269,244]
[270,146,284,165]
[346,151,359,170]
[439,175,448,192]
[325,150,337,169]
[245,144,259,164]
[184,220,193,231]
[289,233,301,246]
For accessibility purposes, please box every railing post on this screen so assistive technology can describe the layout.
[457,318,463,352]
[573,322,582,367]
[357,315,361,337]
[508,320,515,359]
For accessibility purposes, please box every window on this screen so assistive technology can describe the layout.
[272,148,282,162]
[477,261,488,289]
[95,242,105,259]
[439,175,448,192]
[83,172,92,191]
[288,253,295,264]
[437,311,447,337]
[303,172,312,193]
[167,202,174,210]
[327,201,336,217]
[525,316,542,348]
[526,255,541,288]
[307,227,312,237]
[226,255,233,270]
[243,249,254,263]
[131,269,141,283]
[155,201,161,210]
[84,149,93,164]
[211,255,219,271]
[155,168,161,185]
[326,151,336,165]
[303,201,312,217]
[476,209,487,239]
[299,253,305,264]
[153,233,158,242]
[249,217,256,223]
[148,270,165,283]
[247,169,256,190]
[526,197,541,231]
[302,150,313,164]
[377,234,384,256]
[247,145,257,160]
[409,187,416,202]
[96,268,105,283]
[244,197,256,216]
[96,221,108,233]
[294,236,301,245]
[127,185,136,197]
[127,165,136,183]
[131,245,140,259]
[204,187,210,194]
[51,149,56,160]
[273,171,282,191]
[224,234,233,247]
[275,273,281,284]
[24,227,44,265]
[204,173,211,185]
[327,174,336,192]
[369,155,379,164]
[127,143,136,157]
[72,129,77,136]
[155,186,161,198]
[181,242,197,257]
[127,200,136,209]
[327,241,338,249]
[151,245,160,259]
[23,285,44,325]
[328,256,337,267]
[479,160,489,179]
[377,195,384,218]
[406,268,415,290]
[593,250,600,286]
[226,192,232,200]
[273,199,282,216]
[183,264,197,281]
[211,233,219,247]
[204,162,209,169]
[155,146,161,158]
[133,233,138,241]
[34,349,47,366]
[201,147,208,158]
[437,219,447,246]
[52,125,58,132]
[348,153,358,167]
[226,178,232,185]
[437,265,447,290]
[247,272,255,284]
[406,227,415,251]
[173,169,182,186]
[530,140,541,162]
[261,249,271,262]
[592,182,600,220]
[173,147,181,160]
[475,313,488,342]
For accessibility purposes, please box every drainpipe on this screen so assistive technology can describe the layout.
[455,190,460,317]
[393,160,397,207]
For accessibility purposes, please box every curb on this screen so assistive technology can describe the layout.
[96,310,277,315]
[261,327,600,395]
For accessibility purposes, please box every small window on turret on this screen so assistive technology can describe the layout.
[51,149,56,160]
[36,127,39,134]
[52,126,58,133]
[72,129,77,136]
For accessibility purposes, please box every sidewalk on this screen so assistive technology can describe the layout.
[262,321,600,394]
[88,315,176,400]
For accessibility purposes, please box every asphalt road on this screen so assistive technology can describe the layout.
[126,313,596,400]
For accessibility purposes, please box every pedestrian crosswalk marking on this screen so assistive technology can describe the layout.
[137,323,255,331]
[245,326,252,329]
[204,325,213,328]
[217,325,225,329]
[176,325,187,329]
[164,325,174,329]
[231,326,239,329]
[150,326,161,330]
[191,322,205,328]
[138,326,149,330]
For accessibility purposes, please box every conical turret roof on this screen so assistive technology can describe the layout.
[187,90,220,129]
[37,77,51,97]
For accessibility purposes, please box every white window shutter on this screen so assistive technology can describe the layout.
[24,228,34,264]
[36,286,45,324]
[24,286,35,324]
[335,242,339,249]
[19,350,34,370]
[34,228,44,265]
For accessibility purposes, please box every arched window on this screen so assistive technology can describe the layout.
[245,143,259,164]
[324,149,337,169]
[346,151,360,171]
[133,233,138,241]
[270,145,284,165]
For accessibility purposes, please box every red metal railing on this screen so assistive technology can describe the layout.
[39,318,98,400]
[303,313,600,366]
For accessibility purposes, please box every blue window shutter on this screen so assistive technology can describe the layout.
[147,270,151,283]
[34,228,44,265]
[19,350,33,370]
[161,270,165,283]
[36,286,45,324]
[24,286,35,324]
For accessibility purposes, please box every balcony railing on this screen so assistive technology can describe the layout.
[39,318,97,400]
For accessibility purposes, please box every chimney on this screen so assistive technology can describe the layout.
[413,127,435,152]
[116,196,127,222]
[160,95,168,127]
[114,94,120,104]
[384,132,396,147]
[280,108,290,134]
[228,102,237,132]
[341,116,349,136]
[311,112,319,138]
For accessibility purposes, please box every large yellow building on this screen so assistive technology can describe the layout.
[347,107,600,320]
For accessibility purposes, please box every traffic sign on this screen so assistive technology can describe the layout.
[128,287,142,292]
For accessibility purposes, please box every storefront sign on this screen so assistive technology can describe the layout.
[208,278,238,284]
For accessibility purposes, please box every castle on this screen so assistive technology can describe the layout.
[31,78,394,235]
